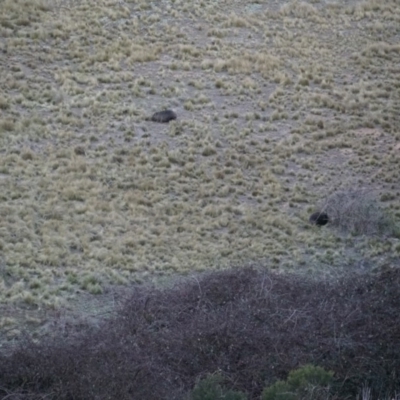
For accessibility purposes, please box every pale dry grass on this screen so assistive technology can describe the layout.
[0,0,399,335]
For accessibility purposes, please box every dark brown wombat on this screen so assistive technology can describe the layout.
[309,211,329,226]
[151,110,177,123]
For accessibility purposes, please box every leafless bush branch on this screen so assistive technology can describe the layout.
[321,188,398,236]
[0,266,399,399]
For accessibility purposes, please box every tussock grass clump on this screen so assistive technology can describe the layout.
[0,266,399,399]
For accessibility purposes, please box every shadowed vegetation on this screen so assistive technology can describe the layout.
[0,266,399,399]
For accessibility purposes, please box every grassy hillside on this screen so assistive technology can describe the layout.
[0,0,399,336]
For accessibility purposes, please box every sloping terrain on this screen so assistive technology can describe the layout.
[0,0,399,336]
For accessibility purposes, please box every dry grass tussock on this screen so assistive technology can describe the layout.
[0,0,399,318]
[0,266,399,399]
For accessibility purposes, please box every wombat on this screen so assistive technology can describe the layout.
[151,110,177,123]
[309,211,329,226]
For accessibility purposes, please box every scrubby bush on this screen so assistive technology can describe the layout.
[191,374,247,400]
[262,380,294,400]
[262,364,334,400]
[0,266,399,399]
[321,188,399,236]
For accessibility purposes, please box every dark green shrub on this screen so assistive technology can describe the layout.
[191,374,247,400]
[262,365,334,400]
[261,380,295,400]
[286,364,333,389]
